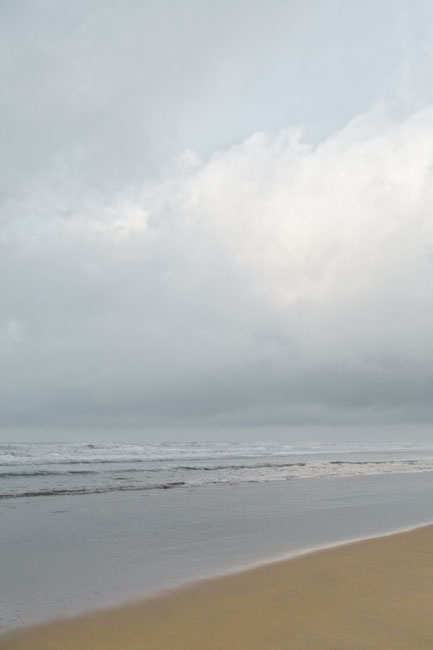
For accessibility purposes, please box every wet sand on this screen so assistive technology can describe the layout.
[2,524,433,650]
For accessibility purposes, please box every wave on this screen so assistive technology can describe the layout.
[328,459,417,466]
[172,462,307,471]
[1,441,431,467]
[2,459,420,476]
[0,459,418,478]
[0,482,187,500]
[173,459,419,471]
[3,460,433,500]
[0,469,98,478]
[3,443,433,501]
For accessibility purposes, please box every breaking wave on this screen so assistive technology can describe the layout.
[2,441,433,499]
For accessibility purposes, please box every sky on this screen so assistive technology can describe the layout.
[2,0,433,441]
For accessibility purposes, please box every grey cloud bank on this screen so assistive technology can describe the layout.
[1,1,433,441]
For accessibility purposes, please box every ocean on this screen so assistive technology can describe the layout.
[2,441,433,631]
[2,440,433,500]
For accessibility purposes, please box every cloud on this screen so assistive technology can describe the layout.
[2,103,433,431]
[2,0,431,204]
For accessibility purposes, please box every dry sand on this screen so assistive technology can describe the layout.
[2,524,433,650]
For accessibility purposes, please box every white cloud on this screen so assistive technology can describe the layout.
[2,103,433,430]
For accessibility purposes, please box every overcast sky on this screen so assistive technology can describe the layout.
[2,0,433,441]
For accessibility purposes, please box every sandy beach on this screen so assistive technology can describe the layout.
[2,524,433,650]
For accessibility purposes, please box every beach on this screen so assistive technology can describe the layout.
[3,457,433,631]
[2,523,433,649]
[2,443,433,643]
[3,0,433,645]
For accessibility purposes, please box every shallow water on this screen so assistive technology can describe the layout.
[2,469,433,631]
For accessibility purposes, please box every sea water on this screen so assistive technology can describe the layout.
[2,440,433,500]
[2,441,433,630]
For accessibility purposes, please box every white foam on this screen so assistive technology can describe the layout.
[1,440,432,466]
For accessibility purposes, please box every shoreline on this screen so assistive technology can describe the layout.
[2,523,433,649]
[4,471,433,632]
[192,516,433,584]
